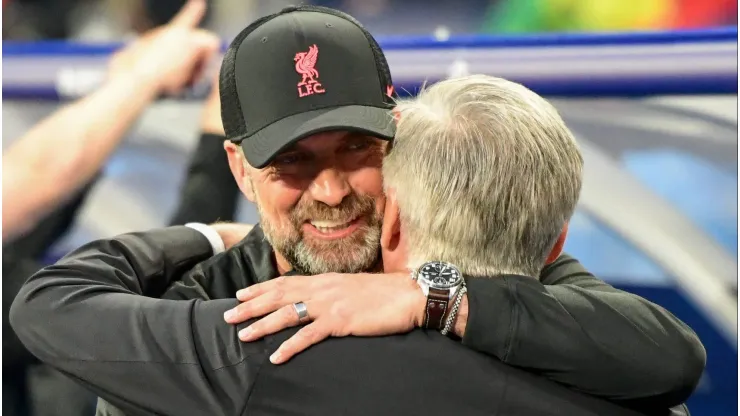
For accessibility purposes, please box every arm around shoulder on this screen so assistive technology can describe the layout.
[541,254,707,407]
[456,253,706,409]
[9,225,266,415]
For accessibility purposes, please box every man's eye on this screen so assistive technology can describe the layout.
[344,141,371,152]
[274,154,303,165]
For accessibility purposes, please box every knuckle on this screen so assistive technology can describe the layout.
[326,284,346,300]
[274,276,288,288]
[271,288,285,302]
[330,302,351,321]
[283,305,298,320]
[298,325,318,341]
[317,273,340,290]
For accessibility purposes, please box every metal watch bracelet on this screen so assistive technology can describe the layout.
[441,285,467,336]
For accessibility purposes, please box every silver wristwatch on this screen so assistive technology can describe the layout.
[412,261,464,330]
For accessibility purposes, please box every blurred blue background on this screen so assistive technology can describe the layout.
[3,1,737,415]
[3,0,737,40]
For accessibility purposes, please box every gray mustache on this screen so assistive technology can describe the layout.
[290,194,376,224]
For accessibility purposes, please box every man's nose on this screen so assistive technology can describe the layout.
[308,168,351,207]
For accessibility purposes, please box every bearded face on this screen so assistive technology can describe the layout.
[240,131,388,275]
[257,189,383,275]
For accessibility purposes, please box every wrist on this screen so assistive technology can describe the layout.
[452,294,468,338]
[103,73,159,103]
[411,262,464,330]
[209,222,254,250]
[406,273,427,328]
[185,222,226,255]
[439,285,466,336]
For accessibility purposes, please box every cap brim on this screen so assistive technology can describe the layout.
[240,105,395,169]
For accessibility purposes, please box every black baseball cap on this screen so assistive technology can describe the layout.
[219,5,397,169]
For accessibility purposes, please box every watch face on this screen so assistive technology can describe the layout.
[418,261,462,289]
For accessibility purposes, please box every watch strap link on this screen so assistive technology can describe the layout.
[441,285,467,336]
[423,287,450,330]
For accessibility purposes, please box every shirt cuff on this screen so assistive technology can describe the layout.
[185,223,226,255]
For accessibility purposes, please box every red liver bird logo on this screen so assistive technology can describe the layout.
[294,44,325,97]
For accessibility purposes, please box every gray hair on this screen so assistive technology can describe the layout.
[383,75,583,277]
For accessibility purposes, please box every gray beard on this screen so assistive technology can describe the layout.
[257,205,383,275]
[282,224,381,275]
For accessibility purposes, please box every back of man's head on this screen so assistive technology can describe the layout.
[383,75,583,277]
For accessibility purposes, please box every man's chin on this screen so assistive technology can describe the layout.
[294,236,380,274]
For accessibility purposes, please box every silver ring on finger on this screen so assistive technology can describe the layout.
[292,301,310,324]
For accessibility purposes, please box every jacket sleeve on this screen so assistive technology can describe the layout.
[9,226,268,416]
[461,253,706,410]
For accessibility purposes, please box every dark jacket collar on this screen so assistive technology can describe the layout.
[236,224,280,283]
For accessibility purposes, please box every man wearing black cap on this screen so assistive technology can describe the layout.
[219,12,395,168]
[11,5,701,416]
[214,5,397,278]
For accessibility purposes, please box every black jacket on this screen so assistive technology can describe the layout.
[163,136,702,407]
[168,133,240,226]
[10,226,703,415]
[4,178,100,370]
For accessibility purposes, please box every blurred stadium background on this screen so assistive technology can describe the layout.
[3,0,738,415]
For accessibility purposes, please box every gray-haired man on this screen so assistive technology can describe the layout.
[12,7,702,416]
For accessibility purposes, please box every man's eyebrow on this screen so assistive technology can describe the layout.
[278,143,306,154]
[346,132,374,140]
[341,133,381,144]
[277,133,374,155]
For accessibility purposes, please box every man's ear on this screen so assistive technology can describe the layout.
[224,141,256,202]
[545,222,569,265]
[380,188,401,251]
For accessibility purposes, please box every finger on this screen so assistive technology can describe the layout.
[225,289,301,324]
[195,29,223,50]
[186,33,221,87]
[236,275,298,302]
[270,322,330,364]
[238,304,305,342]
[169,0,207,28]
[198,33,223,81]
[192,30,222,59]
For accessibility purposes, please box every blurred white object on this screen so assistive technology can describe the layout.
[433,25,451,41]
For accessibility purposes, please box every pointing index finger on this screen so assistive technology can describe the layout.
[169,0,207,28]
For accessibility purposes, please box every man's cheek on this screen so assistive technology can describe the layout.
[267,191,302,223]
[350,170,384,197]
[264,205,299,236]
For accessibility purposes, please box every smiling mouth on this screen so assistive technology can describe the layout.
[303,217,363,240]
